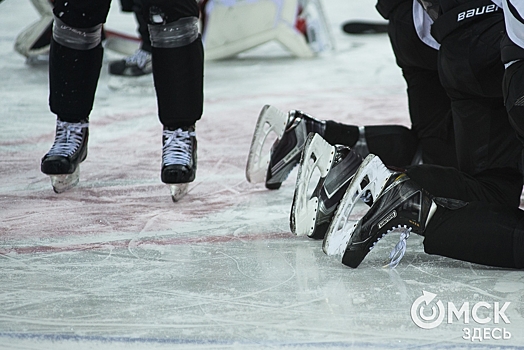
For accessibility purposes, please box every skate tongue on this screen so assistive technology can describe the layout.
[162,128,195,166]
[385,228,411,268]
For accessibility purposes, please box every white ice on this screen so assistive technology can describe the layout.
[1,0,524,349]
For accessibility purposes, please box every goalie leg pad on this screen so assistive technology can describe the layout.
[14,15,53,59]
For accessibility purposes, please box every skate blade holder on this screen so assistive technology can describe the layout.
[323,155,391,258]
[169,183,189,202]
[49,168,80,194]
[292,133,334,236]
[246,105,288,183]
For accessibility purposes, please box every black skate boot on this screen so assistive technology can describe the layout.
[246,105,325,189]
[41,120,89,193]
[109,49,152,76]
[161,126,197,202]
[266,109,326,189]
[336,169,436,268]
[290,133,363,239]
[323,154,394,257]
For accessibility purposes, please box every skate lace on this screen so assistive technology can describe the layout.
[360,189,373,206]
[387,226,412,268]
[162,128,195,166]
[125,49,151,69]
[46,120,88,157]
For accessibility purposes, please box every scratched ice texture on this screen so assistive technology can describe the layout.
[1,0,523,349]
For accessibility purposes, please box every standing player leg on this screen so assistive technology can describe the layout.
[41,0,110,193]
[109,0,153,78]
[143,0,204,201]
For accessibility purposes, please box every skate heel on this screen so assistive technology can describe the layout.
[49,168,80,193]
[291,133,335,236]
[169,183,189,202]
[323,154,391,257]
[246,105,288,184]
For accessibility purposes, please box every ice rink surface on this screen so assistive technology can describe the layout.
[1,0,524,349]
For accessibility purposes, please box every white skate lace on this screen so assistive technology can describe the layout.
[46,120,88,157]
[386,227,411,269]
[125,49,151,69]
[162,128,195,166]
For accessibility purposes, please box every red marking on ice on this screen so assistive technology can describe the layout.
[0,232,291,255]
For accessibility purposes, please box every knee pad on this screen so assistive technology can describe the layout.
[53,17,102,50]
[148,16,199,48]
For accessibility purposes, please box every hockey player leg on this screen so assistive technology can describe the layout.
[148,8,202,201]
[43,8,105,192]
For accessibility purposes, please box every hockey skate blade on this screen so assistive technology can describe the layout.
[49,168,80,194]
[323,154,391,258]
[290,133,334,236]
[246,105,288,184]
[169,183,189,202]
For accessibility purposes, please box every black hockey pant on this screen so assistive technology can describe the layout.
[49,0,204,128]
[436,15,522,183]
[404,164,523,268]
[387,0,456,168]
[323,0,456,169]
[504,59,524,148]
[423,201,524,269]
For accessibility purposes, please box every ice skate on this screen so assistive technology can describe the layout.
[325,167,436,269]
[161,126,197,202]
[41,120,89,193]
[246,105,325,189]
[108,49,154,92]
[322,154,393,257]
[109,49,152,77]
[290,133,362,239]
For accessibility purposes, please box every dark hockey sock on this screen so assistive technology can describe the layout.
[324,120,359,146]
[364,125,418,167]
[325,122,418,167]
[423,202,523,269]
[49,39,103,122]
[152,36,204,129]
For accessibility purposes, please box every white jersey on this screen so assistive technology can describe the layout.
[502,0,524,49]
[412,0,440,50]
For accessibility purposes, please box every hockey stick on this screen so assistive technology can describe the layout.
[342,21,388,34]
